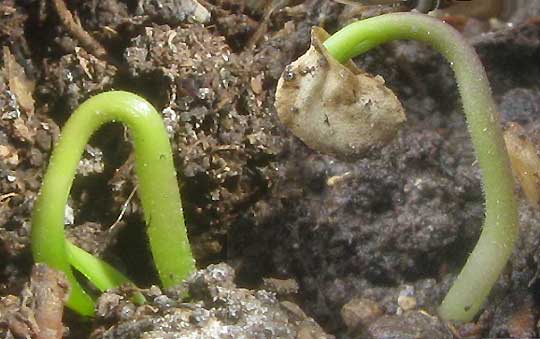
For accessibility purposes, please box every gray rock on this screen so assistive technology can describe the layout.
[92,263,332,339]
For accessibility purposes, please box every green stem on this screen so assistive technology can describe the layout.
[32,91,195,316]
[65,241,129,291]
[324,13,518,322]
[65,241,146,305]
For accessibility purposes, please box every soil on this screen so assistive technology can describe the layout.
[1,0,540,338]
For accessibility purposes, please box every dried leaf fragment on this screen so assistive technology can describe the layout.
[503,122,540,206]
[3,46,35,116]
[275,27,405,158]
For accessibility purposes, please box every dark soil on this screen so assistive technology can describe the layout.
[1,0,540,338]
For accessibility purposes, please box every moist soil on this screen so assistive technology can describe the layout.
[1,1,540,338]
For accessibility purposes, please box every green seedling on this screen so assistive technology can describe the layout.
[32,91,195,316]
[276,13,518,322]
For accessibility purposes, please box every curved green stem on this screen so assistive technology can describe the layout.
[32,91,195,316]
[324,13,518,322]
[65,241,131,293]
[65,241,146,305]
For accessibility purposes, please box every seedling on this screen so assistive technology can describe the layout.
[275,13,518,322]
[32,91,195,316]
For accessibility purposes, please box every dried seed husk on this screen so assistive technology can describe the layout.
[275,27,405,158]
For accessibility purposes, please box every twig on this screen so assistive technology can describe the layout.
[30,264,69,339]
[247,0,289,49]
[103,185,138,252]
[51,0,109,63]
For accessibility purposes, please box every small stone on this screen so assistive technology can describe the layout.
[397,285,417,312]
[397,296,417,313]
[367,311,452,339]
[96,293,123,318]
[341,298,383,332]
[262,277,299,297]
